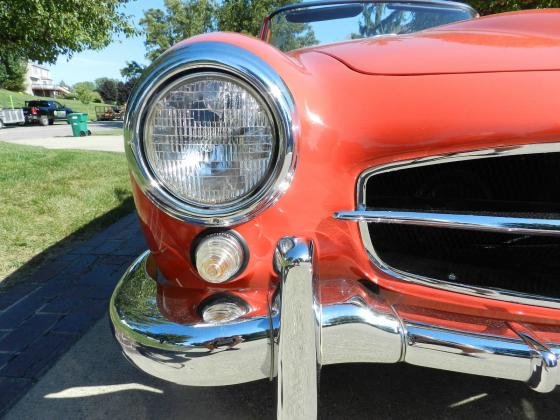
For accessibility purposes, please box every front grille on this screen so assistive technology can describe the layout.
[361,145,560,303]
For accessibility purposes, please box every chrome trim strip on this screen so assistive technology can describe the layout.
[274,238,319,420]
[405,319,560,394]
[403,322,555,387]
[125,41,296,226]
[111,251,560,394]
[335,210,560,237]
[349,142,560,309]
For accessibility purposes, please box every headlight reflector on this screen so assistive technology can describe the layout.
[143,72,276,207]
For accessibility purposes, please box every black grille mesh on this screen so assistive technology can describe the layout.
[366,152,560,298]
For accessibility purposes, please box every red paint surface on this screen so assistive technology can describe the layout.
[131,11,560,326]
[313,9,560,75]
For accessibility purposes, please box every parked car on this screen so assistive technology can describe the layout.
[110,1,560,417]
[23,100,73,126]
[0,108,25,129]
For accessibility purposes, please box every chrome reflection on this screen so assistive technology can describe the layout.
[274,237,319,420]
[510,322,559,393]
[321,288,403,365]
[335,210,560,237]
[111,250,560,396]
[109,251,273,386]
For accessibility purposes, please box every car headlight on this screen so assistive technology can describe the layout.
[144,72,276,206]
[126,42,296,226]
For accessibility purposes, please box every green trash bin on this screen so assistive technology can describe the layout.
[67,113,91,137]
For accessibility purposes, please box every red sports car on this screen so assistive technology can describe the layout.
[110,1,560,417]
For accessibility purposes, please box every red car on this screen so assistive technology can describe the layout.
[110,1,560,417]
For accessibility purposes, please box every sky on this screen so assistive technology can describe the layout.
[48,0,165,86]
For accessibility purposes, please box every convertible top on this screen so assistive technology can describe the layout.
[309,9,560,75]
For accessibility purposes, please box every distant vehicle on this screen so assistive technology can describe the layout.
[95,105,124,121]
[0,108,25,129]
[23,100,73,126]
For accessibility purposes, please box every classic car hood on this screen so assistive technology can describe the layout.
[309,9,560,75]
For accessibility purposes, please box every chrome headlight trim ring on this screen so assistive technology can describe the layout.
[125,41,296,226]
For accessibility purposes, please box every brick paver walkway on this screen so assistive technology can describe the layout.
[0,213,146,414]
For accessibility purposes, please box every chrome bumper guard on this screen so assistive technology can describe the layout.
[110,239,560,416]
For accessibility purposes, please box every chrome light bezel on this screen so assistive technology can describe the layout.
[125,41,296,226]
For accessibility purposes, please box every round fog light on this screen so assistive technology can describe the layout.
[201,298,248,324]
[195,232,245,283]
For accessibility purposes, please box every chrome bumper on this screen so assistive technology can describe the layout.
[110,240,560,414]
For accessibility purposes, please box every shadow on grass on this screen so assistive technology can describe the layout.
[0,189,135,291]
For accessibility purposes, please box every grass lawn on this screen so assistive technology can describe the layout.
[0,88,108,121]
[0,141,134,284]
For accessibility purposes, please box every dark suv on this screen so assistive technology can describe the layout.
[23,100,73,126]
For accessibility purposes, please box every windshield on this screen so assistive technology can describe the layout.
[264,1,477,51]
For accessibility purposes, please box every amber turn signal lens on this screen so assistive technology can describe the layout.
[195,232,245,283]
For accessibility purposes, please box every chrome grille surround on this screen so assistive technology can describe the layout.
[338,142,560,309]
[125,41,296,226]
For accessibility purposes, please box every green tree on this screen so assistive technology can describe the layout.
[0,52,26,91]
[217,0,291,35]
[140,0,217,61]
[73,81,96,92]
[268,19,318,51]
[120,61,146,81]
[140,0,309,58]
[95,78,120,103]
[116,80,135,105]
[470,1,560,15]
[73,82,98,104]
[119,61,147,104]
[219,0,318,51]
[92,91,104,103]
[0,0,135,64]
[352,4,470,38]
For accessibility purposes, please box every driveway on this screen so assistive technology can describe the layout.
[0,121,124,153]
[6,317,560,419]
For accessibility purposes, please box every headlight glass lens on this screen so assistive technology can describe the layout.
[144,73,276,206]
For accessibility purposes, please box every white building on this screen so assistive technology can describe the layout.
[25,62,70,97]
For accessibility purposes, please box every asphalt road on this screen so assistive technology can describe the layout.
[0,120,122,141]
[6,315,560,420]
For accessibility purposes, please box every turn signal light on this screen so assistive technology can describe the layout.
[201,298,248,324]
[195,232,245,283]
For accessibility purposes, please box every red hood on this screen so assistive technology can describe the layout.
[307,9,560,75]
